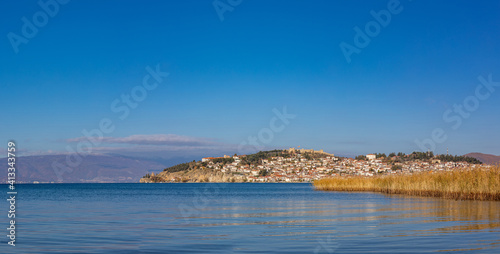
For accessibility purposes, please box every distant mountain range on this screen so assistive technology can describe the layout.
[1,154,170,183]
[464,153,500,165]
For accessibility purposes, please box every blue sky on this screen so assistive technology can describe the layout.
[1,0,499,159]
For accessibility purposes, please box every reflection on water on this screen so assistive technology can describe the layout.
[2,183,499,253]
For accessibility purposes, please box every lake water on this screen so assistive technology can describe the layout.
[1,183,499,253]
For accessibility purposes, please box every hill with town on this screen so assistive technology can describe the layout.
[140,148,483,183]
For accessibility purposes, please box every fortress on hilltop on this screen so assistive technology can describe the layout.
[286,147,334,156]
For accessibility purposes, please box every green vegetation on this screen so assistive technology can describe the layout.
[435,154,482,164]
[161,150,287,174]
[314,165,500,201]
[357,151,482,164]
[240,149,329,165]
[299,151,330,160]
[391,165,402,171]
[258,169,269,177]
[241,150,291,164]
[355,155,367,161]
[211,157,234,164]
[163,162,193,173]
[162,158,234,173]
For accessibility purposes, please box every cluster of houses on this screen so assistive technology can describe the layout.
[200,150,480,183]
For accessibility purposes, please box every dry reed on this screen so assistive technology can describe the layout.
[313,165,500,201]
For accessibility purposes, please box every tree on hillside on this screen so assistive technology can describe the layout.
[435,154,482,164]
[258,169,269,177]
[391,165,402,171]
[355,155,367,161]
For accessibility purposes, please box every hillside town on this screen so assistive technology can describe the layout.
[143,148,484,183]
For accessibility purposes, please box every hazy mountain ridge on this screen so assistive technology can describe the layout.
[464,153,500,165]
[2,154,167,183]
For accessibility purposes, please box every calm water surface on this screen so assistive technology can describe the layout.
[1,183,499,253]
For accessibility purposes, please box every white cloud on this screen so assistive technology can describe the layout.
[67,134,216,146]
[64,133,275,156]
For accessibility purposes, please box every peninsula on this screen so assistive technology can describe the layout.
[140,148,484,184]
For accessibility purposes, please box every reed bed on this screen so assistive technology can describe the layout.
[313,165,500,201]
